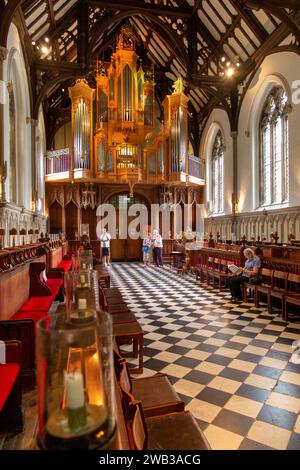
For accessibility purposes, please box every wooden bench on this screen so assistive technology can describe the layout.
[100,286,144,374]
[0,262,64,386]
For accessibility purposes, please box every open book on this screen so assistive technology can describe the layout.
[228,264,242,274]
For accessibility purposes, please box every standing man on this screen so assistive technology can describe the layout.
[100,227,111,266]
[152,229,163,268]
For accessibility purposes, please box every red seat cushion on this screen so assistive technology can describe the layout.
[19,296,53,312]
[58,260,72,272]
[10,311,46,334]
[46,279,63,298]
[0,364,20,411]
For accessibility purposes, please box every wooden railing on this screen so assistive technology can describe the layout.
[45,148,70,175]
[0,240,68,274]
[0,243,48,273]
[188,155,203,180]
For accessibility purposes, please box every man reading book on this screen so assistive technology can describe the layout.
[229,248,261,302]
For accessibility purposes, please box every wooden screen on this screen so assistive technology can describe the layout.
[65,201,78,239]
[49,201,63,234]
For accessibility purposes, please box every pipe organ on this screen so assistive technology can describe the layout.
[64,25,201,188]
[69,80,95,178]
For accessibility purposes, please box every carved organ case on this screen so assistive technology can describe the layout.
[94,25,156,183]
[67,25,191,187]
[68,79,95,179]
[162,79,189,182]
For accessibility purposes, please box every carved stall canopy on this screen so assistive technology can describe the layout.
[1,0,298,150]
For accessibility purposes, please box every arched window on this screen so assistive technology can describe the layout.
[260,87,289,206]
[211,130,224,214]
[8,85,17,203]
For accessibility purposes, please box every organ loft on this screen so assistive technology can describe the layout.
[45,25,203,256]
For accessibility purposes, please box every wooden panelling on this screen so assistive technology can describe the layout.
[0,265,30,320]
[81,207,98,240]
[65,201,78,240]
[49,201,63,234]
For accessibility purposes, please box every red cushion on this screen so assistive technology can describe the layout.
[0,363,20,411]
[19,296,53,312]
[46,279,63,298]
[10,311,46,334]
[58,260,72,272]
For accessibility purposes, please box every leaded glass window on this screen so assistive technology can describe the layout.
[260,87,289,206]
[211,130,224,214]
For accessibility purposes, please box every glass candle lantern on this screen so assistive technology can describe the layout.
[36,312,117,450]
[78,249,93,272]
[65,270,100,322]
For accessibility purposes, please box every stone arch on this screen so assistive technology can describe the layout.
[6,46,32,209]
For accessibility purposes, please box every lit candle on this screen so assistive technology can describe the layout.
[82,263,87,270]
[80,274,85,285]
[65,371,85,410]
[64,371,87,431]
[78,298,87,311]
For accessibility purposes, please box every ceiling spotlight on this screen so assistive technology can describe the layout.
[41,46,50,54]
[221,57,226,62]
[236,62,240,67]
[45,37,49,43]
[62,88,65,92]
[36,46,40,50]
[226,61,231,67]
[226,67,235,78]
[32,41,36,46]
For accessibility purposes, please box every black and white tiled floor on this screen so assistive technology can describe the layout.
[110,262,300,450]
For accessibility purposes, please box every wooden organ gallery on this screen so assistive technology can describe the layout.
[46,25,203,251]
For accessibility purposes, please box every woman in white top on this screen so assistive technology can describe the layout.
[100,228,111,266]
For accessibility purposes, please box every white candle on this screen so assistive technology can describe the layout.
[80,274,85,285]
[65,371,85,409]
[78,298,87,311]
[82,263,87,270]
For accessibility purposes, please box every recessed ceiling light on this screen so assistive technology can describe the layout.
[32,41,36,46]
[226,61,231,67]
[45,37,49,43]
[221,57,226,62]
[226,67,234,78]
[41,46,49,54]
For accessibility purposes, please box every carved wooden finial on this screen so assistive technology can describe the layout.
[172,76,184,94]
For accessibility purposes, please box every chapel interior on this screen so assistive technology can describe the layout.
[0,0,300,452]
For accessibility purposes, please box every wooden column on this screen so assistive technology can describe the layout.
[0,47,8,202]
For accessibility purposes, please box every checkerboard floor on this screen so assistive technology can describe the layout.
[109,262,300,450]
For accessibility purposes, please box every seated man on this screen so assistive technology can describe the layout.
[229,248,261,302]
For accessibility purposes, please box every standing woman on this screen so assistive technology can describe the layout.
[142,230,152,267]
[152,229,163,268]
